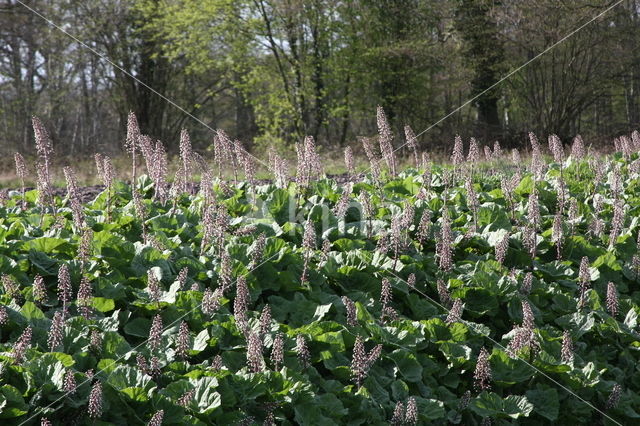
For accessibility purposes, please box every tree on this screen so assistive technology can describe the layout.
[456,0,505,140]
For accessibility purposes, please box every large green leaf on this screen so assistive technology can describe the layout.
[470,392,533,419]
[526,385,559,421]
[388,349,423,382]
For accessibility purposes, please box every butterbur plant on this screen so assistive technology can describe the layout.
[89,329,102,352]
[391,401,404,426]
[63,369,76,394]
[177,389,195,407]
[561,330,574,363]
[416,208,432,245]
[137,354,150,376]
[234,141,255,184]
[451,135,464,169]
[301,219,316,284]
[148,314,163,352]
[2,274,20,302]
[125,111,140,185]
[219,250,233,293]
[202,287,221,316]
[148,410,164,426]
[495,233,509,265]
[87,381,103,419]
[445,299,464,324]
[0,306,7,325]
[578,256,591,309]
[606,282,618,317]
[176,321,191,359]
[296,138,311,189]
[405,397,418,425]
[234,276,250,332]
[99,154,115,220]
[249,233,266,269]
[521,300,535,331]
[351,335,382,389]
[506,325,538,359]
[147,269,161,306]
[63,166,85,230]
[214,130,235,179]
[296,334,310,369]
[77,228,93,269]
[404,125,419,168]
[333,183,353,220]
[521,272,533,296]
[437,280,452,307]
[47,310,65,351]
[13,326,32,364]
[467,137,480,165]
[380,278,397,323]
[376,106,396,176]
[246,332,264,373]
[437,210,453,272]
[572,135,586,160]
[77,276,93,319]
[57,265,72,315]
[473,347,492,392]
[33,275,47,304]
[33,116,54,211]
[606,384,622,410]
[149,356,161,379]
[176,267,189,290]
[342,296,358,327]
[259,304,272,337]
[271,333,284,371]
[7,121,640,424]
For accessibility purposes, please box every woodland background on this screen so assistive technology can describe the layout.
[1,0,639,157]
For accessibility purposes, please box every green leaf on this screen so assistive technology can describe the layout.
[107,365,152,391]
[24,237,72,253]
[193,329,210,352]
[526,385,559,421]
[470,391,502,417]
[438,342,472,367]
[92,297,116,313]
[48,352,74,367]
[0,385,28,418]
[124,317,151,338]
[490,350,534,384]
[27,250,59,276]
[470,392,533,419]
[120,387,150,402]
[503,395,534,418]
[455,288,498,315]
[312,303,333,322]
[388,349,422,382]
[415,398,446,420]
[20,301,45,320]
[294,393,346,425]
[191,377,222,414]
[555,312,594,338]
[624,308,638,329]
[263,188,293,225]
[102,331,132,359]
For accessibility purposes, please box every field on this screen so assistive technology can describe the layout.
[0,123,639,425]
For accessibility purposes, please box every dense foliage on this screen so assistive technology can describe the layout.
[1,132,640,425]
